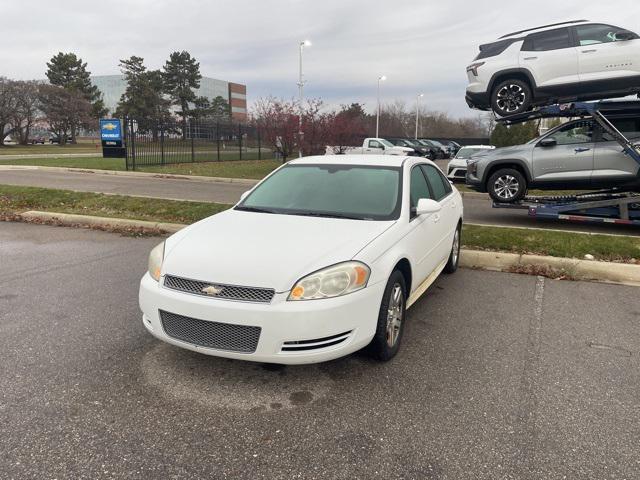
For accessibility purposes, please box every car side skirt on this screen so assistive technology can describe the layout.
[407,258,448,309]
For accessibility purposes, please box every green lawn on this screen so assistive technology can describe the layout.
[462,224,640,263]
[0,156,126,170]
[0,155,281,180]
[0,141,102,155]
[2,184,638,263]
[0,185,230,224]
[139,160,281,179]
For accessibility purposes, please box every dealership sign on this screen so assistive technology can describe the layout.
[100,119,122,141]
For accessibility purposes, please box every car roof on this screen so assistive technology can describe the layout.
[499,19,589,40]
[459,145,494,149]
[289,155,408,167]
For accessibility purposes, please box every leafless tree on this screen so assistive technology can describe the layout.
[0,77,19,145]
[38,84,94,145]
[252,97,299,162]
[11,81,41,144]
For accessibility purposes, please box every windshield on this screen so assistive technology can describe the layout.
[455,147,491,158]
[417,140,433,147]
[404,140,422,147]
[379,139,395,148]
[237,164,402,221]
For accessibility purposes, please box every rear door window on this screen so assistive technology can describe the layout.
[410,166,432,212]
[601,118,640,141]
[420,165,452,201]
[522,28,572,51]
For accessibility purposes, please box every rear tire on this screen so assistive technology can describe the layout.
[367,270,407,362]
[491,79,532,117]
[487,168,527,203]
[443,224,461,274]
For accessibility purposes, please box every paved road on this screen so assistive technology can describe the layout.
[1,167,639,236]
[1,222,638,479]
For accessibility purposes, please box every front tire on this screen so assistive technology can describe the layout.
[491,79,532,117]
[487,168,527,203]
[367,270,407,362]
[443,224,461,274]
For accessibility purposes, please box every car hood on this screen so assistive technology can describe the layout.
[162,209,395,292]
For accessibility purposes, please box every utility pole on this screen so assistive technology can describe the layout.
[298,40,311,157]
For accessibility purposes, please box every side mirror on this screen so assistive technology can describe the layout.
[615,30,636,41]
[415,198,442,216]
[539,137,557,148]
[239,190,250,201]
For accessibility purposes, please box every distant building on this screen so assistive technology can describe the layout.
[90,75,248,121]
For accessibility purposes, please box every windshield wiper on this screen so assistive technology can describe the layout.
[234,205,278,214]
[286,211,370,220]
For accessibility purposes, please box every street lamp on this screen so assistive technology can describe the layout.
[298,39,312,157]
[376,75,386,138]
[415,93,424,139]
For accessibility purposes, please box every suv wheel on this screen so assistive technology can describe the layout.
[491,79,532,117]
[487,168,527,203]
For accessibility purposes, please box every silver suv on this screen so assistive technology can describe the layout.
[466,116,640,202]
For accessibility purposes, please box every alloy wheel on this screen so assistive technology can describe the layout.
[496,84,526,113]
[451,229,460,266]
[494,174,520,200]
[386,284,404,347]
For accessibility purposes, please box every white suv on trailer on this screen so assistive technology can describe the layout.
[466,20,640,117]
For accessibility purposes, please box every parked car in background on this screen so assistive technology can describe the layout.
[466,20,640,117]
[424,139,452,158]
[326,138,416,156]
[30,136,46,145]
[387,138,435,159]
[440,140,462,157]
[140,155,463,364]
[416,139,446,159]
[466,107,640,202]
[447,145,495,181]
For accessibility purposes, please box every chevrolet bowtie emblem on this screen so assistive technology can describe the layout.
[103,123,117,131]
[202,285,223,296]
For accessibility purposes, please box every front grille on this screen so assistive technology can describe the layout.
[164,275,275,303]
[160,310,261,353]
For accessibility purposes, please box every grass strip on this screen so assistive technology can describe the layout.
[1,184,638,263]
[462,224,640,263]
[0,156,281,179]
[0,185,229,225]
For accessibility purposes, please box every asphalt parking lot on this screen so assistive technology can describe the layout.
[1,222,639,479]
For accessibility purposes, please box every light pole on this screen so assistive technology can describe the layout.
[298,39,311,157]
[415,93,424,139]
[376,75,386,138]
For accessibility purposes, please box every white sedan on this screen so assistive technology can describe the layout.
[139,155,463,364]
[447,145,495,181]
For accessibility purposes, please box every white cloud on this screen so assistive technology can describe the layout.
[2,0,639,117]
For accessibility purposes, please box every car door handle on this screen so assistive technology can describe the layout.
[524,56,538,60]
[582,49,597,53]
[574,147,591,153]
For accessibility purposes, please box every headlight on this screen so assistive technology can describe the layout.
[288,261,370,301]
[148,241,165,282]
[467,159,478,176]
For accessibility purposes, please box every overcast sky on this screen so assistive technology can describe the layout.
[2,0,638,117]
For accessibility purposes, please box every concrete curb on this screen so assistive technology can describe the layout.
[19,211,185,234]
[460,249,640,287]
[0,165,259,186]
[11,211,640,287]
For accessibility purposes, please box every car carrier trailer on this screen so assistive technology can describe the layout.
[492,101,640,226]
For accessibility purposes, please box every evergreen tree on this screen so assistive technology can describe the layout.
[45,52,106,142]
[116,56,171,137]
[162,51,202,138]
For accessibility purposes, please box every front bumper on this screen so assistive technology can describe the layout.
[139,273,386,365]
